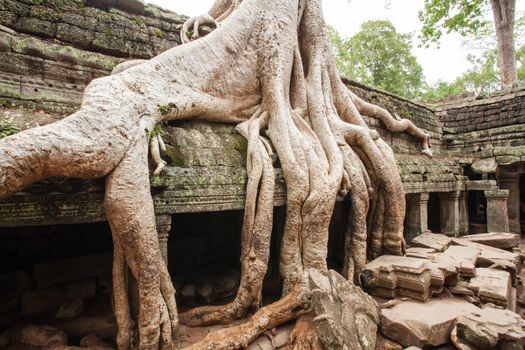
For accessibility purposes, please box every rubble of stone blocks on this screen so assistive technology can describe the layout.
[175,267,240,304]
[362,231,525,349]
[361,254,458,301]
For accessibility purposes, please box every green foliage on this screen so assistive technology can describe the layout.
[151,121,166,138]
[152,28,164,38]
[0,120,20,139]
[329,21,424,99]
[420,12,525,101]
[418,0,490,47]
[517,44,525,80]
[158,103,177,116]
[133,17,145,27]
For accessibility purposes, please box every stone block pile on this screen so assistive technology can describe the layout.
[362,231,525,349]
[0,251,112,330]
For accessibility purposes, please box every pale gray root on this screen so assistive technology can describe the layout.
[112,240,135,349]
[105,118,178,349]
[348,91,433,157]
[184,276,310,350]
[208,0,243,22]
[340,144,369,283]
[180,0,241,44]
[368,191,385,259]
[288,314,324,350]
[180,112,275,326]
[0,24,16,35]
[150,135,166,176]
[180,14,218,44]
[112,60,147,75]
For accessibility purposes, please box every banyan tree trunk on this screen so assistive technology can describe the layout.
[0,0,432,348]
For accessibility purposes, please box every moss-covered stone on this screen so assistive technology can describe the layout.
[18,0,44,5]
[1,0,31,17]
[56,23,95,50]
[163,144,185,167]
[61,12,98,30]
[0,81,22,99]
[0,34,12,53]
[92,31,129,56]
[10,37,53,60]
[0,11,17,27]
[29,5,61,22]
[13,17,57,38]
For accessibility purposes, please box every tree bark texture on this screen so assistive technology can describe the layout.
[0,0,433,348]
[490,0,517,85]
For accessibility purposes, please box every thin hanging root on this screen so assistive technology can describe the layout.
[180,113,275,327]
[368,190,385,259]
[180,14,218,43]
[157,135,166,152]
[348,91,433,157]
[185,280,309,350]
[335,120,405,256]
[340,144,369,283]
[150,135,166,176]
[375,138,406,255]
[158,257,179,336]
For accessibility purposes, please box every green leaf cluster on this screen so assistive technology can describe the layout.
[418,0,490,47]
[329,20,424,99]
[0,120,20,139]
[420,12,525,102]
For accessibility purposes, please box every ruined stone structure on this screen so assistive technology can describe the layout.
[0,0,524,348]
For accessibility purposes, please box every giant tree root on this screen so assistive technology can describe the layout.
[288,314,324,350]
[185,277,310,350]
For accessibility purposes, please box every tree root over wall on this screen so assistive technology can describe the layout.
[0,0,431,348]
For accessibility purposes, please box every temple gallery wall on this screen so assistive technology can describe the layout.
[0,0,524,349]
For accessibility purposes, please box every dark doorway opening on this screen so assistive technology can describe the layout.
[468,190,487,234]
[427,192,441,233]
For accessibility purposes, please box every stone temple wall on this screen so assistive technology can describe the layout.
[344,79,466,194]
[0,0,525,328]
[0,0,184,114]
[435,87,525,168]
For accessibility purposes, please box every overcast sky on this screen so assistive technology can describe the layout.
[148,0,523,84]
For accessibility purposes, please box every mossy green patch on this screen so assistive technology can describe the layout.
[158,103,177,116]
[19,0,44,5]
[152,27,164,38]
[163,145,185,166]
[0,120,20,139]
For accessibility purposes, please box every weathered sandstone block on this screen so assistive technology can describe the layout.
[452,308,525,350]
[380,298,480,348]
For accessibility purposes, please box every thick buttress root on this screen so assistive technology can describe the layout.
[105,118,178,349]
[185,277,310,350]
[288,314,324,350]
[180,0,416,339]
[180,111,275,326]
